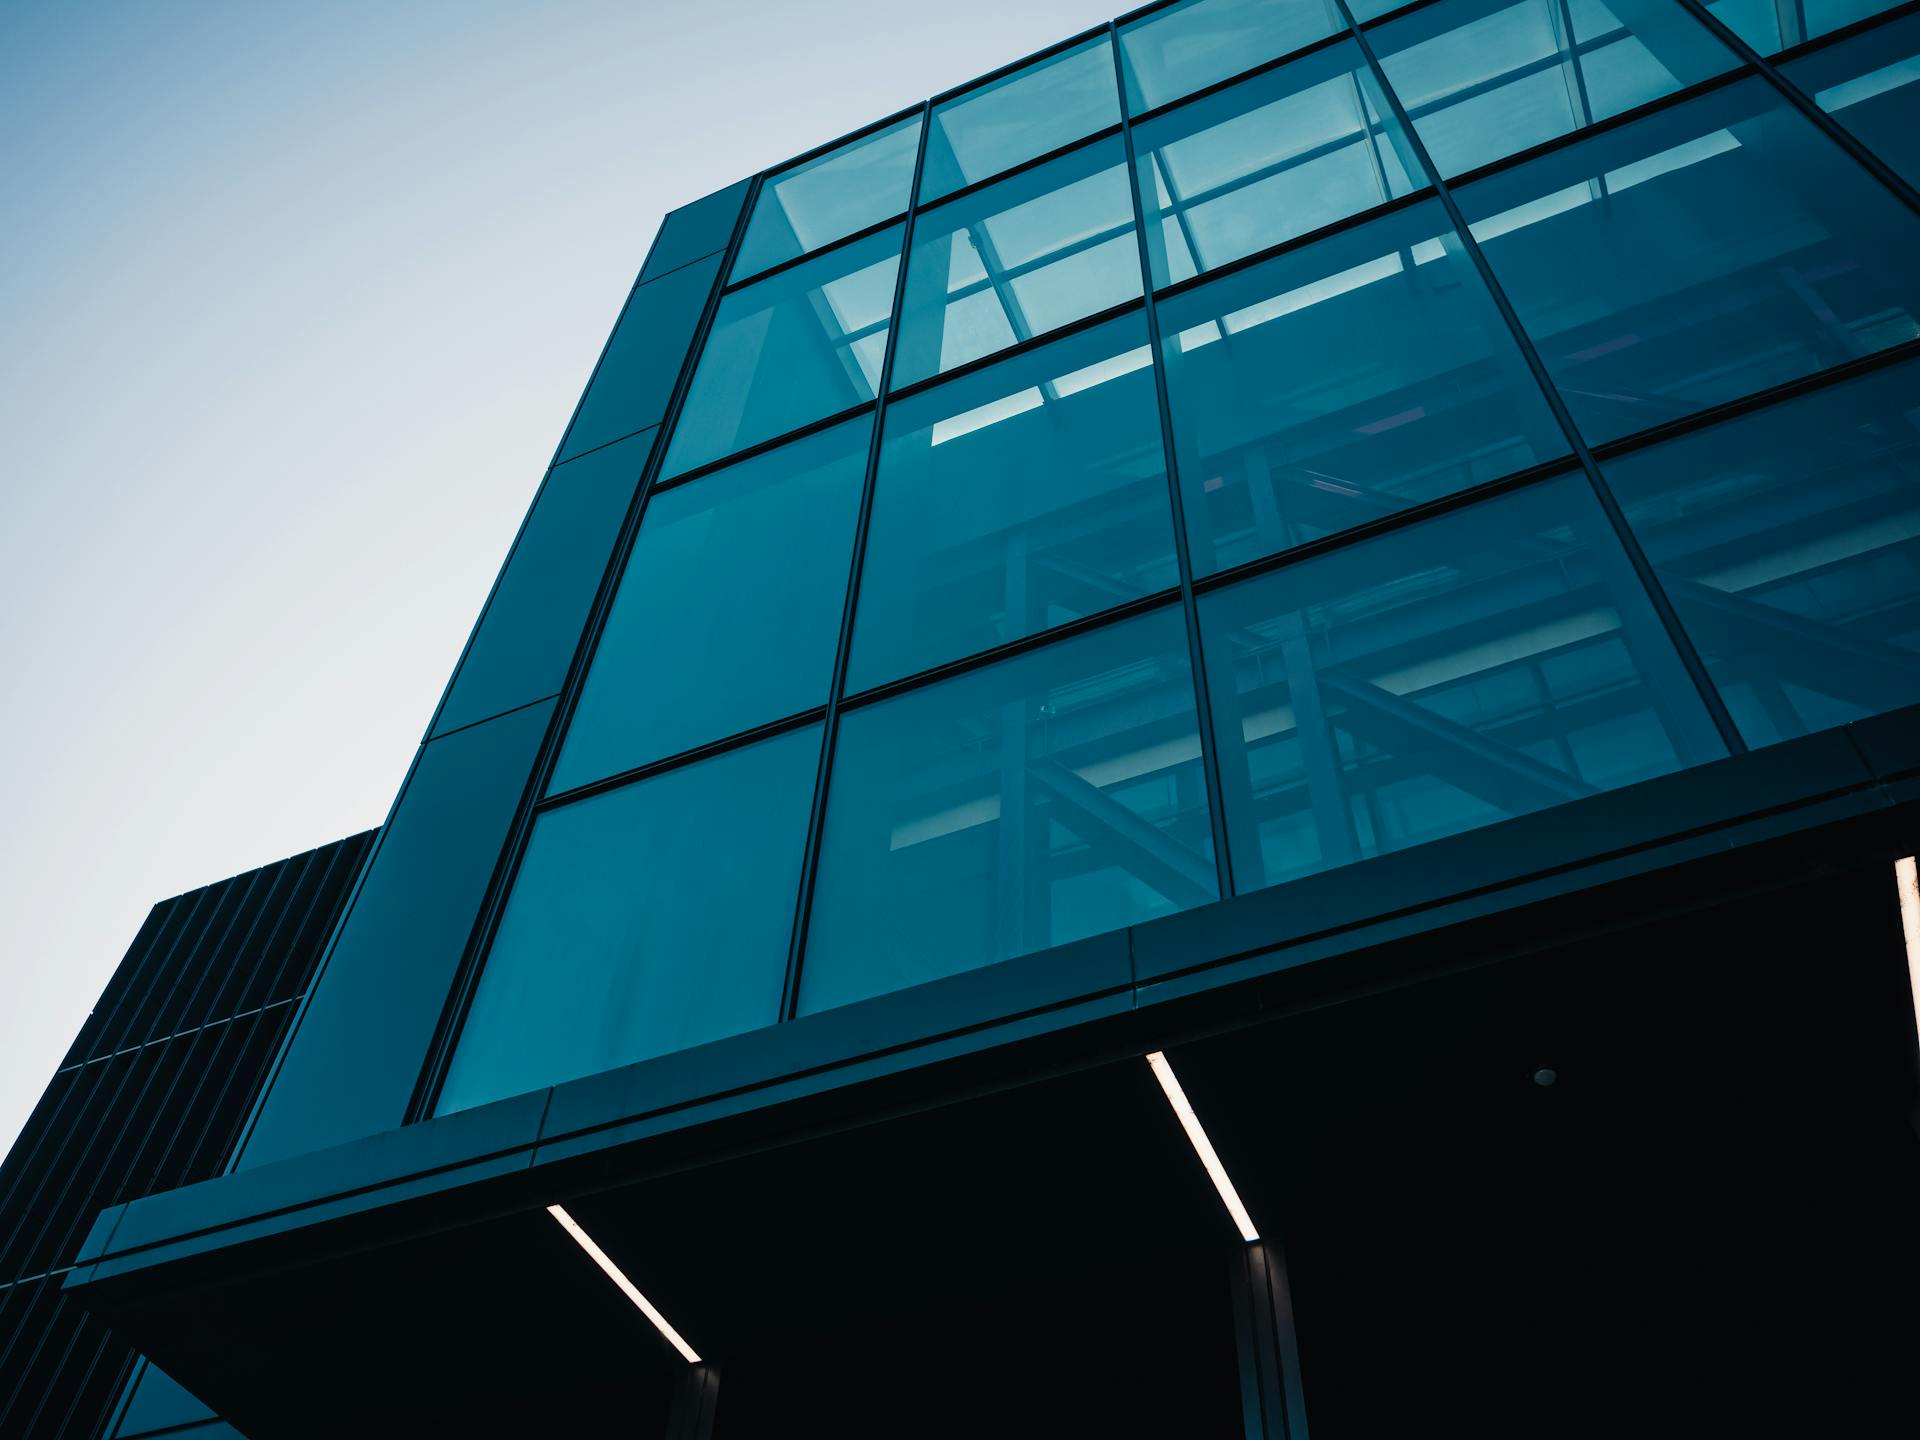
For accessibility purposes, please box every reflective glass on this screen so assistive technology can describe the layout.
[440,724,821,1113]
[1607,362,1920,749]
[1350,0,1414,18]
[664,225,900,477]
[892,138,1141,389]
[1159,198,1569,576]
[1374,0,1739,177]
[800,606,1216,1014]
[1133,40,1424,286]
[1119,0,1345,114]
[1707,0,1906,53]
[850,315,1178,690]
[1200,476,1727,894]
[921,38,1121,202]
[1459,77,1920,447]
[552,420,868,792]
[1784,11,1920,188]
[733,116,921,281]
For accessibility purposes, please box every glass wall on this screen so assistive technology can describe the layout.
[442,0,1920,1105]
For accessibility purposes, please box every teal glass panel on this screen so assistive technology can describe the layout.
[1784,12,1920,188]
[1373,0,1739,179]
[921,38,1120,202]
[1607,362,1920,749]
[733,116,921,281]
[1200,477,1726,895]
[663,225,900,478]
[800,606,1216,1014]
[1119,0,1345,114]
[553,420,867,791]
[440,724,821,1113]
[892,138,1141,390]
[1459,77,1920,447]
[1707,0,1906,53]
[1133,39,1423,286]
[558,255,720,463]
[849,313,1177,691]
[1158,197,1568,577]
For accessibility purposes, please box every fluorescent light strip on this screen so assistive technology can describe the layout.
[1897,857,1920,1045]
[547,1204,702,1363]
[1146,1051,1259,1244]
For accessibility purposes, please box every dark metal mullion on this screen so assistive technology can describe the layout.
[1670,0,1920,217]
[886,296,1144,405]
[943,215,1138,309]
[1110,23,1238,900]
[915,123,1125,215]
[778,102,937,1023]
[538,704,831,814]
[1332,0,1749,757]
[721,209,909,296]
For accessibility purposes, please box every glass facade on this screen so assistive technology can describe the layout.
[438,0,1920,1114]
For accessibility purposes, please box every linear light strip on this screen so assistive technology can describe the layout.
[547,1203,702,1363]
[1897,857,1920,1045]
[1146,1050,1259,1243]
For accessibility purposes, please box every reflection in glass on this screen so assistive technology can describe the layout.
[921,37,1121,202]
[1201,477,1726,894]
[440,725,822,1113]
[1607,362,1920,749]
[1133,40,1424,286]
[1159,198,1568,576]
[1373,0,1738,178]
[733,116,922,281]
[1459,78,1920,447]
[1707,0,1906,53]
[850,314,1177,690]
[1784,11,1920,189]
[552,420,868,792]
[1119,0,1345,114]
[664,225,901,477]
[892,139,1141,389]
[801,606,1216,1013]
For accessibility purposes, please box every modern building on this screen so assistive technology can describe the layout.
[14,0,1920,1433]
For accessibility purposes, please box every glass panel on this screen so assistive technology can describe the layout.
[663,225,900,478]
[799,606,1216,1014]
[440,724,821,1113]
[552,419,868,792]
[733,116,921,281]
[1159,197,1569,577]
[1133,39,1424,286]
[1459,77,1920,447]
[1350,0,1413,19]
[1606,362,1920,749]
[1373,0,1739,179]
[921,38,1121,202]
[892,138,1141,390]
[1119,0,1345,114]
[1707,0,1906,53]
[850,314,1178,691]
[1200,476,1727,894]
[1783,11,1920,188]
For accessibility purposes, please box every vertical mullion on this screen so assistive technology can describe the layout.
[779,103,936,1020]
[1111,24,1239,900]
[1332,0,1749,757]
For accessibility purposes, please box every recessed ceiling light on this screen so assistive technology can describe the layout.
[1146,1050,1259,1244]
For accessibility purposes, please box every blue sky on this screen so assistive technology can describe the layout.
[0,0,1122,1157]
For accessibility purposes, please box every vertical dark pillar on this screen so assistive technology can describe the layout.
[664,1364,722,1440]
[1230,1239,1311,1440]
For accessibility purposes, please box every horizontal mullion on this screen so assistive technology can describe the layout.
[652,399,878,494]
[538,705,831,814]
[942,216,1137,305]
[1126,28,1358,128]
[1150,186,1437,304]
[885,295,1146,405]
[930,22,1114,106]
[722,209,910,294]
[1762,0,1920,65]
[755,102,925,189]
[915,123,1125,214]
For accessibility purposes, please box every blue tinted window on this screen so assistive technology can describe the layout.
[921,38,1121,202]
[1784,12,1920,189]
[733,116,921,281]
[1374,0,1738,178]
[440,725,821,1113]
[552,420,868,792]
[1707,0,1905,52]
[1201,477,1726,894]
[1459,78,1920,447]
[1159,198,1569,577]
[664,225,900,477]
[1349,0,1412,18]
[800,606,1216,1014]
[1607,363,1920,749]
[892,138,1141,389]
[1133,40,1423,286]
[850,314,1177,690]
[1119,0,1345,114]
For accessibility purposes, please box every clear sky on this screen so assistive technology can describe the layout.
[0,0,1124,1158]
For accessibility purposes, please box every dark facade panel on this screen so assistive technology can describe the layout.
[640,178,751,284]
